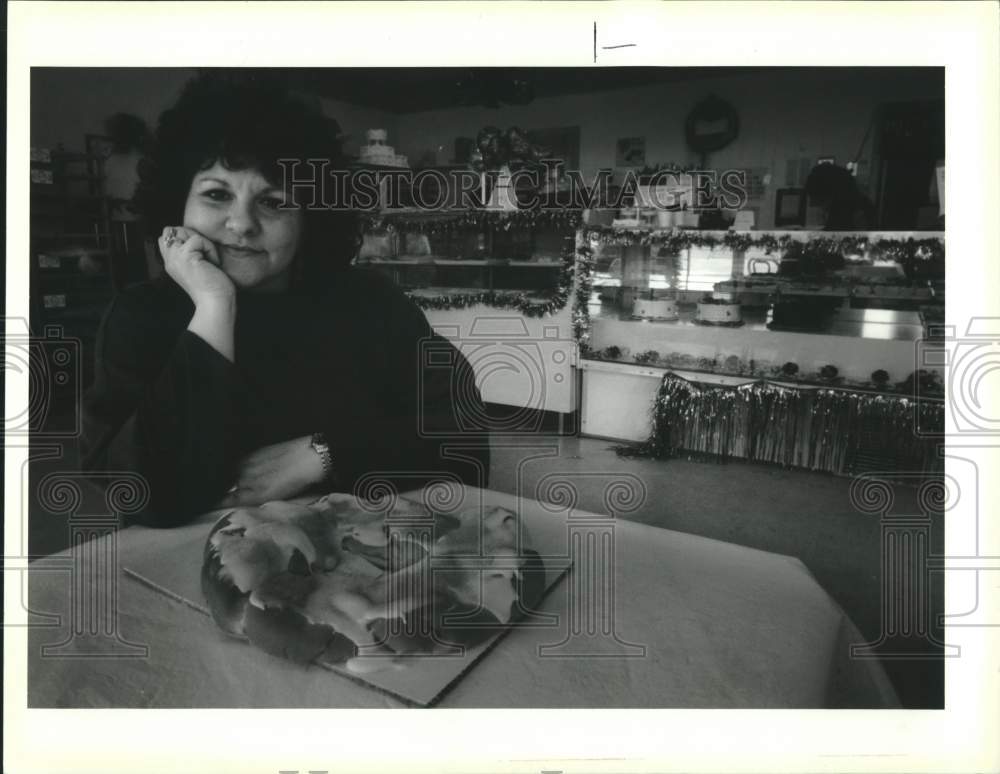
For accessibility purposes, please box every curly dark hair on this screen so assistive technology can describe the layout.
[804,163,875,229]
[134,73,360,288]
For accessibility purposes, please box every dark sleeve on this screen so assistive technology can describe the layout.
[324,273,491,493]
[80,285,249,526]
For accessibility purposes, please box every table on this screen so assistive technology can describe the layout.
[26,487,899,708]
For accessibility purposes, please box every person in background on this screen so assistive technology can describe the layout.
[80,74,490,526]
[804,163,876,229]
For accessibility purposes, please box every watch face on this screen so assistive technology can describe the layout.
[311,433,332,475]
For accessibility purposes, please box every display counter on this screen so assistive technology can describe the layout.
[578,225,945,462]
[588,302,929,384]
[358,212,946,444]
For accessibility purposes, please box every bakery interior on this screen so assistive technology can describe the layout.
[27,66,946,708]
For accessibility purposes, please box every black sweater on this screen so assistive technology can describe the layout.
[80,269,490,526]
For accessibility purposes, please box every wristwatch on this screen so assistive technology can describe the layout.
[310,432,334,481]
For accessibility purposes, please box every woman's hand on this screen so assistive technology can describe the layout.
[218,436,327,508]
[159,226,234,307]
[160,226,237,361]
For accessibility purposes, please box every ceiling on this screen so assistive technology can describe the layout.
[215,67,768,114]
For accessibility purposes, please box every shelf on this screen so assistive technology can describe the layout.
[578,357,944,401]
[377,207,576,222]
[360,257,564,267]
[582,223,945,242]
[775,285,851,298]
[715,280,780,293]
[360,257,433,265]
[406,287,489,298]
[579,357,799,387]
[431,259,493,266]
[35,246,108,257]
[716,279,935,301]
[34,271,112,283]
[31,185,105,201]
[846,286,935,300]
[405,286,552,301]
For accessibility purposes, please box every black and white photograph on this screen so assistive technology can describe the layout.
[6,3,999,773]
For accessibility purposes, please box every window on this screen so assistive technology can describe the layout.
[677,246,735,292]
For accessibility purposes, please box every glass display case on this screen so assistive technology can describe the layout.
[589,227,942,329]
[356,208,946,426]
[582,218,945,392]
[357,211,576,298]
[579,220,946,455]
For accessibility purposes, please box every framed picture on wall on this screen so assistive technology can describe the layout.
[615,136,645,167]
[526,126,580,170]
[774,187,807,227]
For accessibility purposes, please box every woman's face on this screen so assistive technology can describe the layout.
[182,162,304,293]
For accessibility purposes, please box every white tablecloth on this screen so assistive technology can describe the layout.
[26,487,899,708]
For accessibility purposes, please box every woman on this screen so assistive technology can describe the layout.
[81,74,490,526]
[804,163,876,229]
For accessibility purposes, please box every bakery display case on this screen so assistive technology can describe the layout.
[584,219,944,379]
[360,204,946,432]
[579,219,946,446]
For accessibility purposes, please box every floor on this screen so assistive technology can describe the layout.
[26,432,944,708]
[488,434,944,710]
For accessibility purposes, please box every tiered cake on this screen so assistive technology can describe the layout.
[632,297,679,321]
[358,129,409,168]
[695,293,743,325]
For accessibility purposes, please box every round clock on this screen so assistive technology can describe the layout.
[685,95,740,155]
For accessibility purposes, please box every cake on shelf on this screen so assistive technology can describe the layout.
[695,292,743,326]
[201,493,545,674]
[631,297,679,322]
[358,129,409,168]
[611,207,641,229]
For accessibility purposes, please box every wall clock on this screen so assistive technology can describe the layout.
[685,95,740,163]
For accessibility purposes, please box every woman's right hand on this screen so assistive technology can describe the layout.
[161,226,237,362]
[159,226,234,307]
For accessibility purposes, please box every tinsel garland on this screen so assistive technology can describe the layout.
[617,373,945,475]
[584,227,944,264]
[572,245,595,349]
[366,208,583,235]
[408,287,566,318]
